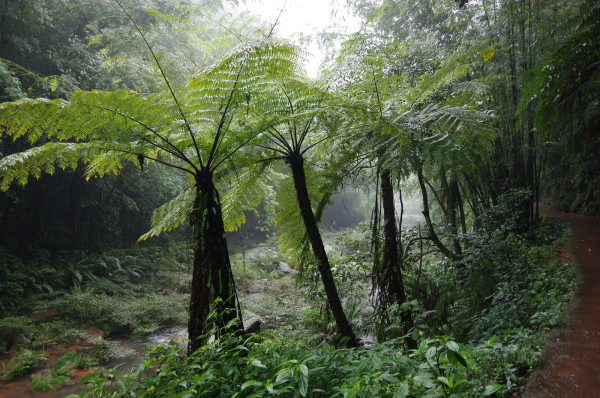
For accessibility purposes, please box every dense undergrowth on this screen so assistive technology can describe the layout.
[0,192,575,396]
[76,205,573,397]
[0,242,192,385]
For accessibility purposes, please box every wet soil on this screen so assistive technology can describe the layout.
[524,204,600,397]
[0,326,185,398]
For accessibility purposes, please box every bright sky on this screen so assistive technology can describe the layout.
[235,0,361,76]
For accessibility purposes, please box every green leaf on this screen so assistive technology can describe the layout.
[298,374,308,397]
[275,368,292,383]
[251,359,267,369]
[425,346,437,359]
[446,341,460,353]
[484,384,502,396]
[343,390,358,398]
[447,350,468,369]
[437,376,450,388]
[394,383,410,398]
[49,76,58,92]
[240,380,263,391]
[299,364,309,377]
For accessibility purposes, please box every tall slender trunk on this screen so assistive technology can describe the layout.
[448,176,463,255]
[417,167,461,261]
[439,168,462,254]
[287,154,358,347]
[380,171,416,348]
[188,170,242,354]
[453,179,468,235]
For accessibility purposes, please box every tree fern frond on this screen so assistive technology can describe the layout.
[139,187,195,241]
[0,98,67,143]
[221,162,275,232]
[0,142,91,190]
[275,175,310,269]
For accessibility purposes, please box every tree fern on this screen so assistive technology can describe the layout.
[0,35,305,352]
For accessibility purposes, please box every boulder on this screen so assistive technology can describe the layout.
[278,261,298,275]
[170,328,188,350]
[15,333,32,345]
[31,369,51,381]
[242,310,261,334]
[85,327,104,341]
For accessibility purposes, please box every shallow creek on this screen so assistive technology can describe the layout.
[0,326,185,398]
[524,204,600,397]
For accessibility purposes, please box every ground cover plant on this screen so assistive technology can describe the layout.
[0,243,192,389]
[77,203,575,397]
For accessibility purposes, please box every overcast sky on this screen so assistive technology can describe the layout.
[234,0,361,76]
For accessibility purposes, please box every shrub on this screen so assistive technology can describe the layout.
[0,349,43,382]
[0,316,34,353]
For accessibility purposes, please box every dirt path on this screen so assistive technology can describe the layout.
[524,204,600,397]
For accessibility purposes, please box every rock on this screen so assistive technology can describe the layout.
[31,369,51,380]
[165,310,262,350]
[278,261,298,275]
[15,333,31,345]
[85,327,104,340]
[169,328,189,350]
[242,310,261,334]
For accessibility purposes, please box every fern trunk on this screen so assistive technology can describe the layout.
[188,171,242,354]
[379,171,416,348]
[288,154,358,347]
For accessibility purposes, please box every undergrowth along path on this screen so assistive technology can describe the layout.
[524,204,600,397]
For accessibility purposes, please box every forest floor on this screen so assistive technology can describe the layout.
[523,205,600,397]
[0,218,580,397]
[0,229,369,397]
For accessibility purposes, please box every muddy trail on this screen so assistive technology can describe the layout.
[524,204,600,397]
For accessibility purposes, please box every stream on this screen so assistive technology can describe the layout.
[524,204,600,397]
[0,326,185,398]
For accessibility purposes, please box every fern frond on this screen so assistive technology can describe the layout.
[139,187,195,241]
[0,142,92,190]
[221,162,275,232]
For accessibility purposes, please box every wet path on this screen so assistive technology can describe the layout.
[524,204,600,397]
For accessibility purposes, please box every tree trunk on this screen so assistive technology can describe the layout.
[287,154,358,347]
[188,170,242,354]
[417,167,461,261]
[380,170,416,348]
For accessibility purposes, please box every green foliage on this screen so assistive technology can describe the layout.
[407,193,575,346]
[0,62,22,101]
[520,6,600,215]
[73,353,99,369]
[63,284,187,337]
[0,250,30,314]
[0,316,34,353]
[90,340,134,363]
[30,351,95,392]
[31,376,54,392]
[0,243,189,316]
[0,349,44,383]
[80,330,497,397]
